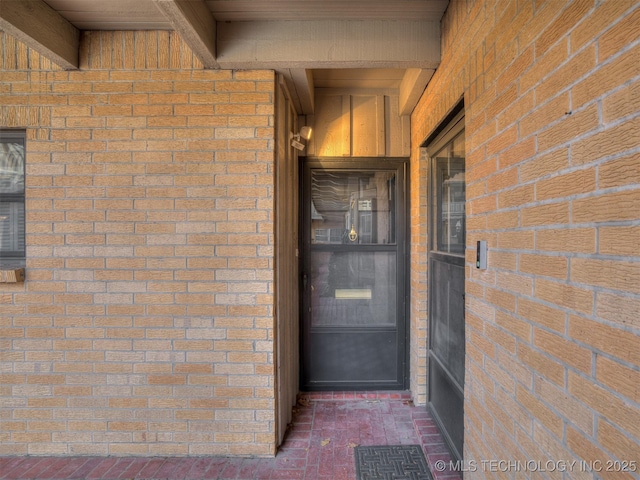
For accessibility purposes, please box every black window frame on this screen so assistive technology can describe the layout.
[0,130,26,263]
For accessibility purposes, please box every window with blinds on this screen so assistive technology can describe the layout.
[0,131,25,264]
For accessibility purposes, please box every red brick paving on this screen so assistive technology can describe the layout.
[0,391,461,479]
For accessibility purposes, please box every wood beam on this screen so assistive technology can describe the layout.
[399,68,435,116]
[0,0,79,69]
[279,69,315,115]
[217,20,440,70]
[153,0,218,68]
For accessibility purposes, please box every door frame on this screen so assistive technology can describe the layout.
[299,157,410,391]
[274,76,301,446]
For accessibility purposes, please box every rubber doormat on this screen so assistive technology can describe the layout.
[354,445,434,480]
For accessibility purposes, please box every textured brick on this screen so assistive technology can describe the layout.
[574,43,640,109]
[569,371,640,440]
[598,5,640,61]
[579,188,640,223]
[599,153,640,189]
[596,292,640,330]
[515,385,563,437]
[595,356,639,403]
[536,167,596,201]
[571,258,640,294]
[496,183,534,210]
[535,227,595,254]
[1,28,276,458]
[572,116,640,167]
[533,329,591,375]
[536,0,592,55]
[519,253,568,280]
[521,201,569,227]
[569,315,640,366]
[535,279,593,315]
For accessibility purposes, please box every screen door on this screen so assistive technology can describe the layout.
[301,158,407,390]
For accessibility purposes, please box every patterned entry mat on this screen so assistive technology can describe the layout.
[354,445,434,480]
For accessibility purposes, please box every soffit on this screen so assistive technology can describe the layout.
[42,0,447,26]
[3,0,449,115]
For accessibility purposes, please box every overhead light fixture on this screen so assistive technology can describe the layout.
[291,126,312,151]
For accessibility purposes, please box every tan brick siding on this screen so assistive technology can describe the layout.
[411,0,640,474]
[408,148,430,404]
[0,31,276,456]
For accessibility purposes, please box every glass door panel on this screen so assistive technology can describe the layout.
[428,125,466,463]
[310,251,396,327]
[310,170,396,245]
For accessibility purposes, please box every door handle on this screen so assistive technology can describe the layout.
[303,274,308,290]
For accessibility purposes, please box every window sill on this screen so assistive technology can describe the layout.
[0,268,25,283]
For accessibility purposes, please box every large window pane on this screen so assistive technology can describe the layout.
[434,131,465,254]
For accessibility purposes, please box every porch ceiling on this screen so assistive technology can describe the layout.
[0,0,448,115]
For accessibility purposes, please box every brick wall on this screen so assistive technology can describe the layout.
[411,0,640,473]
[408,147,429,405]
[0,31,277,456]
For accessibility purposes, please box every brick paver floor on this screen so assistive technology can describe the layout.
[0,391,461,480]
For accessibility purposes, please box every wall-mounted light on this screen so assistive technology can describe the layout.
[291,126,312,151]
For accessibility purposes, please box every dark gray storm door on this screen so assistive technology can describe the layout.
[427,109,466,462]
[301,158,407,391]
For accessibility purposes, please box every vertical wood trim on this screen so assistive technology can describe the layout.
[123,31,135,69]
[310,92,410,159]
[170,32,181,69]
[16,39,28,70]
[305,114,316,156]
[385,95,408,157]
[147,31,158,69]
[5,34,16,70]
[135,31,146,69]
[342,94,351,156]
[0,32,4,70]
[27,47,39,70]
[192,50,203,69]
[89,32,101,69]
[401,115,411,157]
[41,54,53,71]
[101,31,113,69]
[180,35,193,69]
[274,76,300,446]
[376,94,385,156]
[157,31,170,69]
[112,31,124,69]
